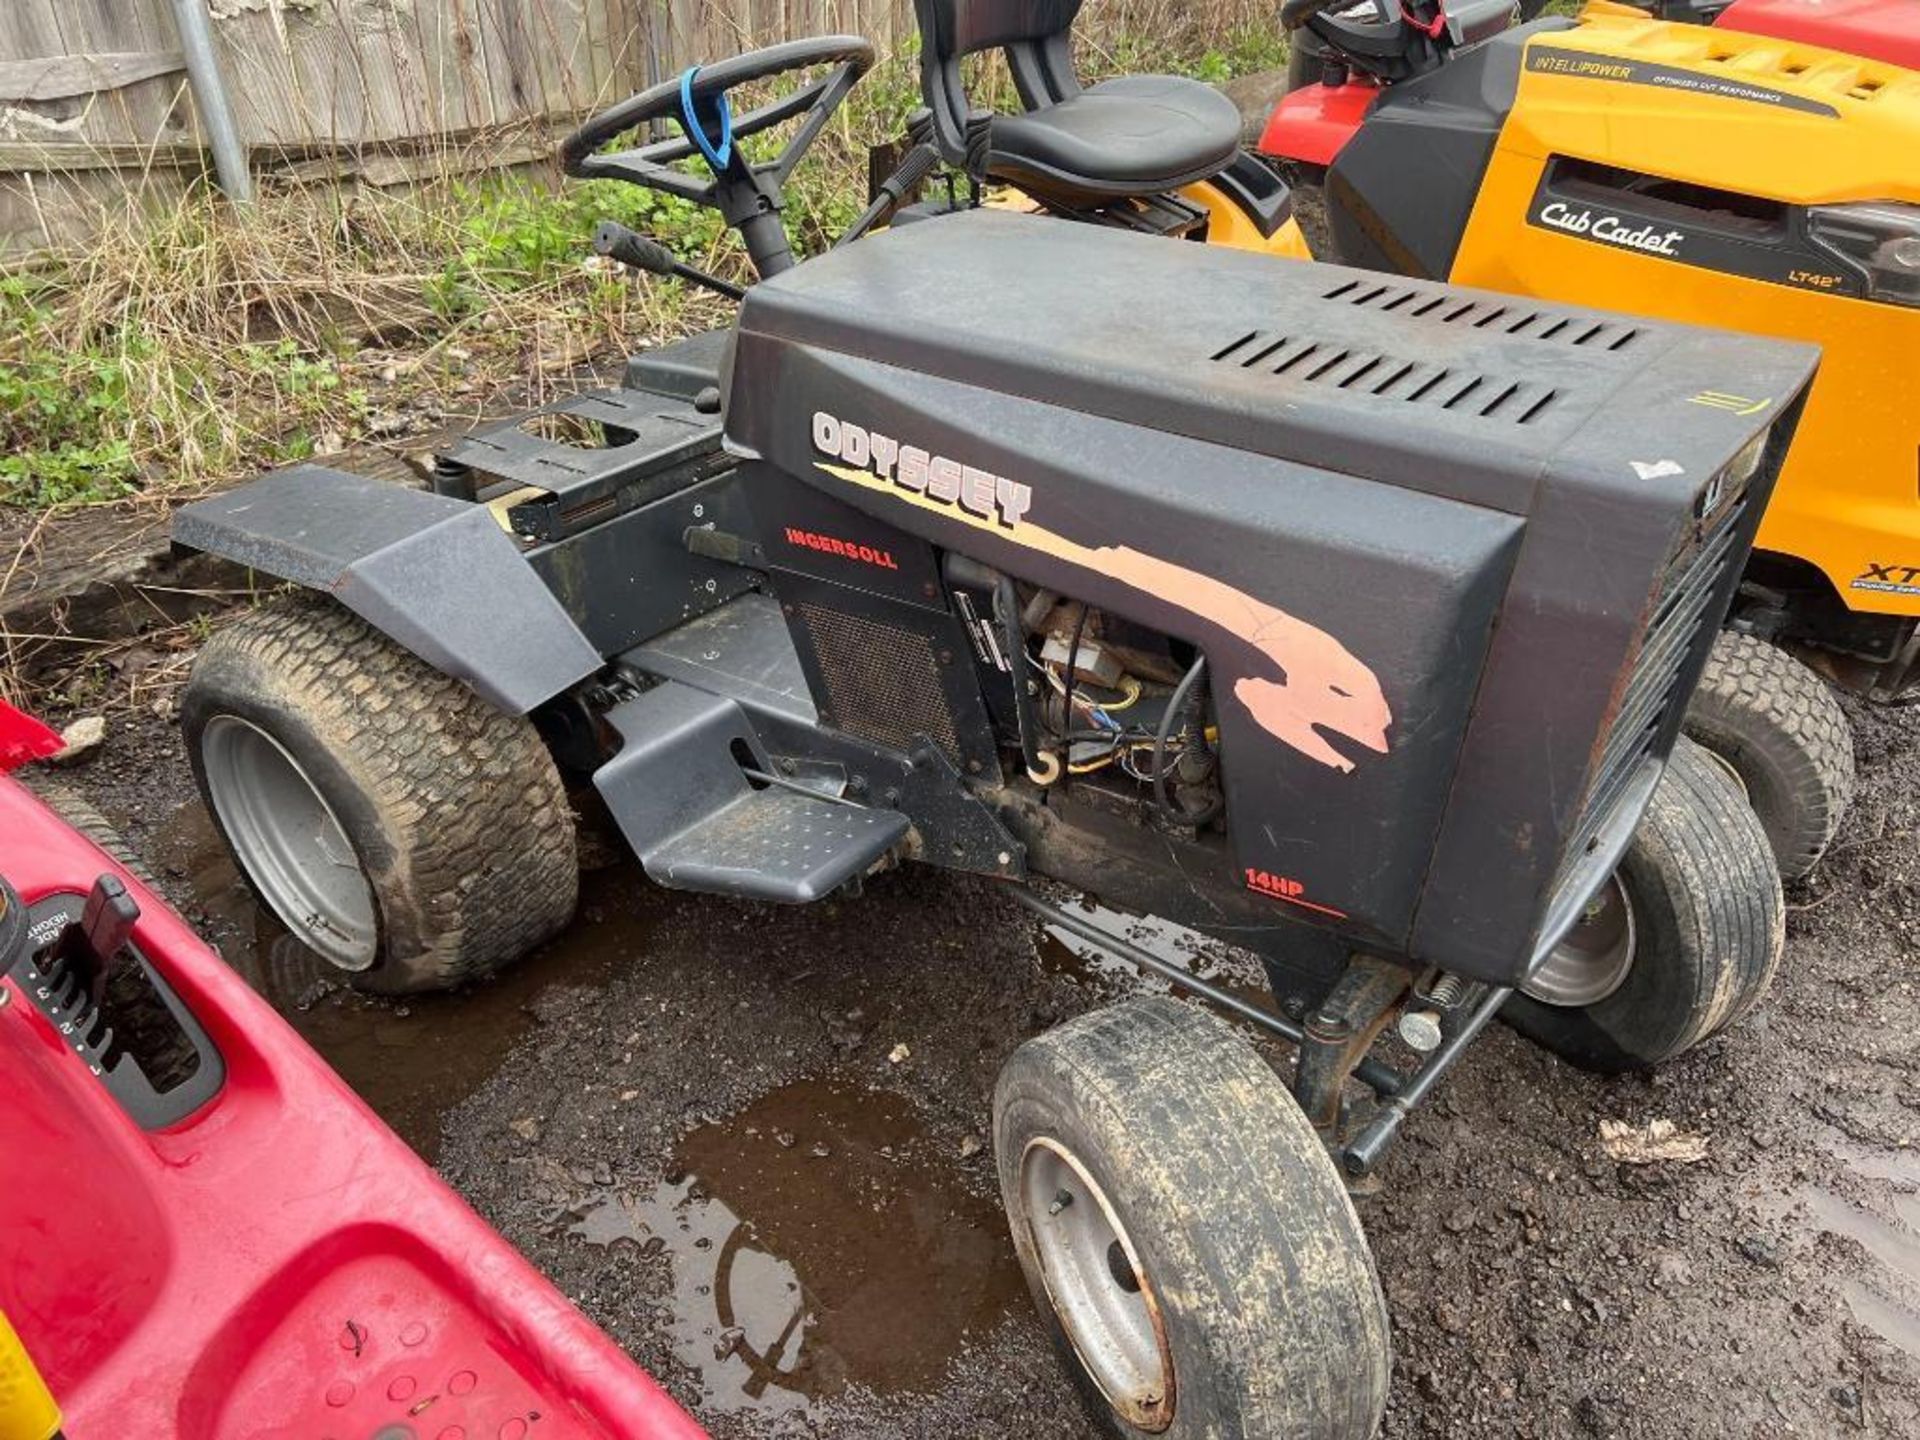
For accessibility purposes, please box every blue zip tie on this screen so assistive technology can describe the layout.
[678,66,734,171]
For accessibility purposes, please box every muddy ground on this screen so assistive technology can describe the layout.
[20,646,1911,1440]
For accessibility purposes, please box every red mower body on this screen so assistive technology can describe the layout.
[0,703,61,770]
[1258,79,1381,167]
[1260,2,1919,172]
[1715,0,1920,68]
[0,704,705,1440]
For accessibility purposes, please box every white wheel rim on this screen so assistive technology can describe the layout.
[200,715,379,972]
[1021,1137,1175,1432]
[1523,872,1637,1008]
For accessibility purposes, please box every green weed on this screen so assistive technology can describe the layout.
[0,13,1288,512]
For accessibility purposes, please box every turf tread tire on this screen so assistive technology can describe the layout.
[995,995,1390,1440]
[22,782,160,888]
[182,596,576,993]
[1504,737,1783,1073]
[1683,631,1855,880]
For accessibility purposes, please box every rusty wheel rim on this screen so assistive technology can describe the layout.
[1021,1137,1175,1432]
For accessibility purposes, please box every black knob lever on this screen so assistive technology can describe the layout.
[594,220,679,277]
[49,873,139,1007]
[593,221,745,302]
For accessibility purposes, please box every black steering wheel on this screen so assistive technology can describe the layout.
[560,36,872,280]
[561,36,873,200]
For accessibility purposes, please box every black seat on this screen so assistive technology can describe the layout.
[913,0,1243,202]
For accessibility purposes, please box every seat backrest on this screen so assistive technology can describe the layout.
[913,0,1087,167]
[914,0,1085,60]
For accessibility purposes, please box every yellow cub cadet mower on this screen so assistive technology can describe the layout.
[899,0,1918,880]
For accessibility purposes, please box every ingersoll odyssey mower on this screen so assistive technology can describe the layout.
[1258,0,1920,879]
[169,28,1814,1439]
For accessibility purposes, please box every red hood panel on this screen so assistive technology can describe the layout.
[1717,0,1920,69]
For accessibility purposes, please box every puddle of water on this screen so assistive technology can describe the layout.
[151,801,642,1162]
[1803,1184,1920,1362]
[1035,924,1167,991]
[1034,901,1263,992]
[630,1078,1025,1418]
[1840,1280,1920,1366]
[1819,1128,1920,1189]
[1033,902,1282,1043]
[1805,1186,1920,1281]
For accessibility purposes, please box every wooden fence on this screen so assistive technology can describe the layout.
[0,1,1256,253]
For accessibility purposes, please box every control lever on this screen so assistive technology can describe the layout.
[839,142,944,246]
[593,221,745,301]
[48,873,139,1007]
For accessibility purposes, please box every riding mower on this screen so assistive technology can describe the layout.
[1609,0,1920,68]
[1714,0,1920,67]
[1292,0,1920,85]
[165,27,1813,1439]
[1253,0,1920,880]
[0,699,705,1440]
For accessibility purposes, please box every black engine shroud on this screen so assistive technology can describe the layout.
[725,208,1816,986]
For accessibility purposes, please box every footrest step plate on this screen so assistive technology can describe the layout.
[644,788,909,904]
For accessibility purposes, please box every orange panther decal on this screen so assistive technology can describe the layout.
[815,460,1393,772]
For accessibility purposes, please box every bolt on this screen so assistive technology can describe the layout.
[1307,1010,1353,1043]
[692,503,705,519]
[937,648,954,665]
[1048,1189,1074,1217]
[1398,1009,1444,1054]
[922,581,938,599]
[778,758,797,775]
[967,758,983,774]
[997,851,1012,867]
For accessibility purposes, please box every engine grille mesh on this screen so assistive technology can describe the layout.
[1558,492,1750,879]
[798,603,962,761]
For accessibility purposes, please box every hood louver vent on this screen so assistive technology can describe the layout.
[1211,329,1560,425]
[1320,278,1644,352]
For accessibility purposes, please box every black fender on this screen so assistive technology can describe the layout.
[172,465,603,715]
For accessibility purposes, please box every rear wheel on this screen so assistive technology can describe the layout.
[1505,736,1783,1073]
[182,596,578,994]
[995,996,1390,1439]
[1683,630,1855,880]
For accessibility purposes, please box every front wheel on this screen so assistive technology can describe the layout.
[1682,630,1855,880]
[1505,736,1784,1073]
[182,596,578,994]
[995,996,1390,1439]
